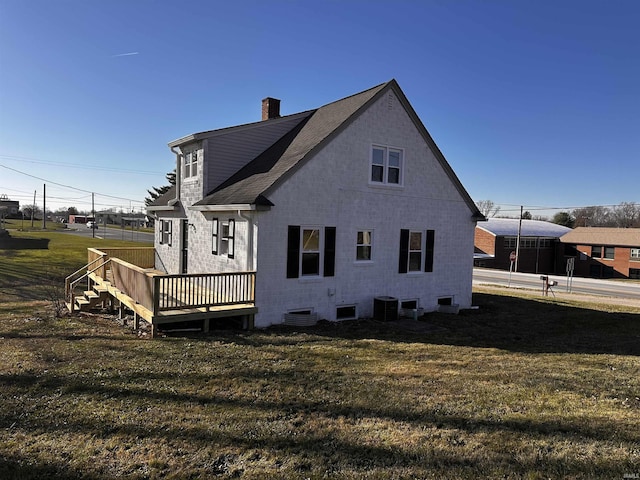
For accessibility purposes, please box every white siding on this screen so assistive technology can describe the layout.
[253,91,476,327]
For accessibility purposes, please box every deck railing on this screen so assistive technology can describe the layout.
[111,258,156,312]
[88,247,155,279]
[154,272,255,312]
[84,248,255,317]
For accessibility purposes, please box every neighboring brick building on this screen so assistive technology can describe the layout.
[148,80,484,327]
[560,227,640,279]
[474,218,571,274]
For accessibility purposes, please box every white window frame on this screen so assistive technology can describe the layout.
[301,226,322,277]
[183,150,198,179]
[408,230,423,272]
[218,219,235,258]
[631,248,640,260]
[160,220,172,246]
[356,230,373,262]
[370,145,403,186]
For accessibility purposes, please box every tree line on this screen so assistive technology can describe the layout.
[476,200,640,228]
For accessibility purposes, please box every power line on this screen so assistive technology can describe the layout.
[0,153,165,175]
[0,163,145,204]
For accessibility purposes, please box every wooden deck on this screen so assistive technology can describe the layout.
[66,247,257,336]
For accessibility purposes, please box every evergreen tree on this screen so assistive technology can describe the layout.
[145,170,176,206]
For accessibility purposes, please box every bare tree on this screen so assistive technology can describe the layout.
[571,206,611,227]
[610,202,640,228]
[476,200,501,218]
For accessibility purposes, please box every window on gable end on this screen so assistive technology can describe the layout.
[370,145,403,185]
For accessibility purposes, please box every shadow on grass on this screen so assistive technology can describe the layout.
[252,293,640,356]
[0,369,635,478]
[0,236,50,249]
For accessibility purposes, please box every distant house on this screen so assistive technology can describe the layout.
[0,197,19,218]
[148,79,484,328]
[474,218,571,274]
[560,227,640,279]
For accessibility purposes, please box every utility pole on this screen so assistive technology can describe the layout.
[514,205,523,272]
[31,190,36,228]
[42,184,46,229]
[92,192,95,239]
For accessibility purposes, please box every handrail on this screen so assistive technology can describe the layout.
[65,255,105,298]
[68,259,111,312]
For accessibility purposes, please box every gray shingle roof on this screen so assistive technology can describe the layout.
[193,82,387,207]
[153,80,482,219]
[477,218,572,238]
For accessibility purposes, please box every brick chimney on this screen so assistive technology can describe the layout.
[262,97,281,120]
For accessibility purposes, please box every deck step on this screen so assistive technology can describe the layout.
[84,291,100,300]
[94,285,109,294]
[76,298,90,307]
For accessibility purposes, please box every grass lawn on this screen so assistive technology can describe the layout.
[0,284,639,479]
[1,230,639,478]
[0,229,151,304]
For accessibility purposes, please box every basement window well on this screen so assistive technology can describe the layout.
[438,297,453,306]
[336,305,357,320]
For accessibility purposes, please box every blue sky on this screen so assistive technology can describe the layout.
[0,0,638,217]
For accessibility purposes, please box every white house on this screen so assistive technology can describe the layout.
[147,80,484,328]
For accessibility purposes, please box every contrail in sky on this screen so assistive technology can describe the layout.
[112,52,139,57]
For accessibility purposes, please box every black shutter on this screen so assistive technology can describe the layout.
[425,229,435,272]
[399,229,409,273]
[211,218,218,254]
[287,225,300,278]
[324,227,336,277]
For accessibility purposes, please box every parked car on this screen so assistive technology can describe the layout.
[86,221,97,229]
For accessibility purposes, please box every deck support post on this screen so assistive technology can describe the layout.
[203,319,210,333]
[151,324,157,338]
[118,305,126,323]
[242,315,254,330]
[133,313,140,330]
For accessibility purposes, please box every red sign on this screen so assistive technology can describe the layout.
[509,251,516,262]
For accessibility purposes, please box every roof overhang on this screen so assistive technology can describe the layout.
[188,204,271,212]
[168,111,313,149]
[146,204,179,213]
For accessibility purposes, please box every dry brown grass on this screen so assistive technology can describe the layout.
[0,288,639,479]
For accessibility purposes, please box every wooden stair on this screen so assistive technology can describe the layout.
[67,284,110,313]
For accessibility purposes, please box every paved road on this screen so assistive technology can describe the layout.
[63,226,154,244]
[473,268,640,300]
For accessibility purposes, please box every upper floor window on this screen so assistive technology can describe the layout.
[183,150,198,179]
[631,248,640,260]
[604,247,615,259]
[370,145,403,185]
[592,246,602,258]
